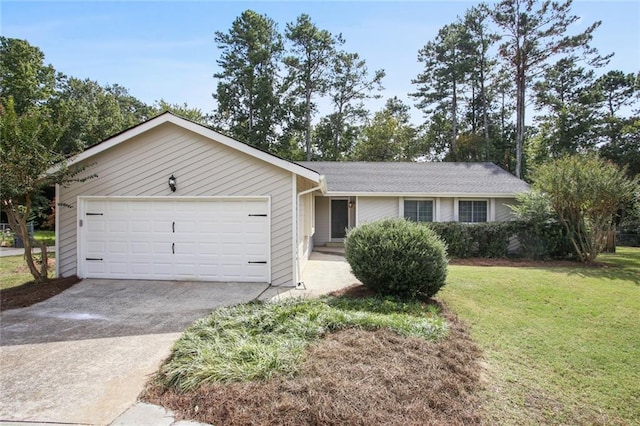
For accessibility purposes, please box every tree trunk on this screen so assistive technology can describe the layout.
[451,78,458,160]
[4,200,48,284]
[480,71,490,161]
[515,69,526,178]
[305,89,312,160]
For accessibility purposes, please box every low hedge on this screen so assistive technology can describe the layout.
[426,222,516,259]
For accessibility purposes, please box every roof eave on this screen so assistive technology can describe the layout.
[321,191,528,197]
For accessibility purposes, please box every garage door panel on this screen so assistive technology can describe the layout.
[81,198,269,282]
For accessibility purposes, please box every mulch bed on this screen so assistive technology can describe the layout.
[143,285,485,425]
[449,257,607,268]
[0,276,81,311]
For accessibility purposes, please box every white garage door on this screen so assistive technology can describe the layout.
[79,198,269,282]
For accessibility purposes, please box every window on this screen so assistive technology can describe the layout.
[459,200,487,223]
[404,200,433,222]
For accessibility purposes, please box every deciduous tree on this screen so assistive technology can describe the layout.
[531,154,638,263]
[352,97,416,161]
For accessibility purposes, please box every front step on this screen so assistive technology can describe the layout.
[325,242,344,248]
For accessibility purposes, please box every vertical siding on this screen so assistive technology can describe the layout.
[314,196,330,246]
[59,123,295,286]
[358,197,399,224]
[496,198,517,221]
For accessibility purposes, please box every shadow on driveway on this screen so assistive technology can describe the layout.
[0,279,279,346]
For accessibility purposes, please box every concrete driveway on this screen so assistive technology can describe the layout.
[0,279,278,425]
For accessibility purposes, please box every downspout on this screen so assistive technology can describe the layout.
[295,176,326,287]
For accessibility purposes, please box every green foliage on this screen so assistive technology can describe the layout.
[314,51,385,160]
[492,0,605,178]
[509,192,575,259]
[532,154,639,262]
[159,297,447,391]
[427,221,516,258]
[411,21,473,160]
[351,97,416,161]
[344,219,448,298]
[530,56,600,164]
[153,99,210,126]
[213,10,284,152]
[0,37,56,115]
[285,13,340,160]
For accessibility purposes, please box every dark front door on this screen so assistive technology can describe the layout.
[331,199,349,239]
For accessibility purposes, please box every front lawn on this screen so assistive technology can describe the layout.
[34,230,55,246]
[0,254,55,290]
[145,248,640,425]
[439,246,640,424]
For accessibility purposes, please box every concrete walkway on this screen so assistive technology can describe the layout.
[0,246,55,257]
[273,251,360,300]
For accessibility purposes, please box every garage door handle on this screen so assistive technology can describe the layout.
[248,214,267,217]
[86,257,103,261]
[172,221,175,233]
[172,243,175,254]
[248,261,267,264]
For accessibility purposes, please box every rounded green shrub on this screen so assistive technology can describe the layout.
[344,218,448,299]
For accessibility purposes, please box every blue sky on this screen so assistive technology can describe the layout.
[2,1,639,123]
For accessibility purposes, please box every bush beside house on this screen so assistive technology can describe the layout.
[344,218,448,299]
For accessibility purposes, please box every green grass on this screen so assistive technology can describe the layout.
[0,253,55,290]
[439,246,640,425]
[0,230,55,248]
[34,230,55,246]
[159,297,447,392]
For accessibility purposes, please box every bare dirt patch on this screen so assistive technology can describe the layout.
[0,275,81,310]
[143,294,484,425]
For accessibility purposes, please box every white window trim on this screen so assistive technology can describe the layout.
[402,198,436,223]
[457,198,490,223]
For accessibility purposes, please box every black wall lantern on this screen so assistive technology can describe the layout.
[168,174,177,192]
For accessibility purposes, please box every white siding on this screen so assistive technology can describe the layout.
[357,197,399,224]
[313,196,330,246]
[59,122,295,286]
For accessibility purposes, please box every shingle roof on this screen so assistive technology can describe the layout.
[296,161,529,195]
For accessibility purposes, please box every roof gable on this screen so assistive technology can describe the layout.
[63,112,320,183]
[296,161,529,196]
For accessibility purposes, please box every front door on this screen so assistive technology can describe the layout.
[331,199,349,239]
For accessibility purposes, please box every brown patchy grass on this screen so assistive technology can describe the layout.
[143,297,484,425]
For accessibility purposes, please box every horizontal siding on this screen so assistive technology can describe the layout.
[439,198,454,222]
[496,198,517,221]
[59,123,295,286]
[358,197,399,224]
[314,196,330,246]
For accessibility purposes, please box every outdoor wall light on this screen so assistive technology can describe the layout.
[348,201,354,208]
[168,174,177,192]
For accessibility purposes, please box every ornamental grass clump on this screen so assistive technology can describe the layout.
[344,218,448,299]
